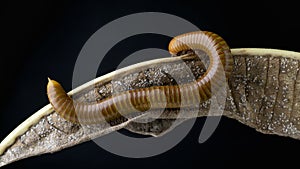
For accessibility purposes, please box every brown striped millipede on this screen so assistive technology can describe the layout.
[47,31,233,124]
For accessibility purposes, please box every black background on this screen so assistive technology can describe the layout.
[1,0,300,168]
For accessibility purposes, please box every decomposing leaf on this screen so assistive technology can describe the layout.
[1,48,300,167]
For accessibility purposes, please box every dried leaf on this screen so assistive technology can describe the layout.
[1,48,300,167]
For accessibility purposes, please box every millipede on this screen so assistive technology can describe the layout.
[47,31,233,124]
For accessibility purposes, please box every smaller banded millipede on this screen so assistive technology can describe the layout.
[47,31,233,124]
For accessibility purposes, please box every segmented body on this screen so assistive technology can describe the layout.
[47,31,233,124]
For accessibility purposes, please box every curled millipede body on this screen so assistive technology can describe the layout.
[47,31,233,124]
